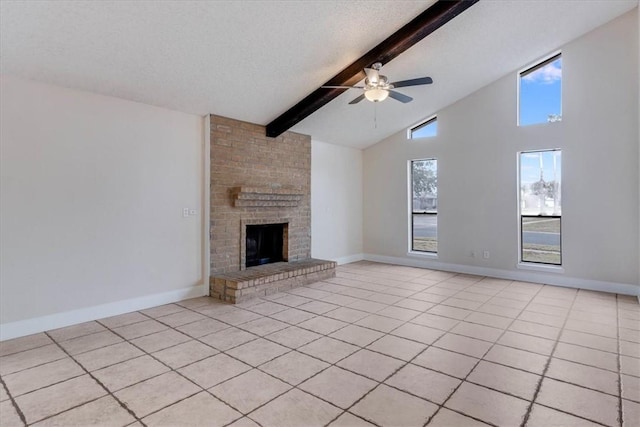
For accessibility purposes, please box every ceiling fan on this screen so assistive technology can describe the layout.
[322,62,433,104]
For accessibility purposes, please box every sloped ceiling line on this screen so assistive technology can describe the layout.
[265,0,479,138]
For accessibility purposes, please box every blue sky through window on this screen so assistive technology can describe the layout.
[411,118,437,138]
[519,56,562,126]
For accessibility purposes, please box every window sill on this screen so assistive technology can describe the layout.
[517,263,564,274]
[408,251,438,259]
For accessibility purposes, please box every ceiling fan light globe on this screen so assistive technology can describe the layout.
[364,88,389,102]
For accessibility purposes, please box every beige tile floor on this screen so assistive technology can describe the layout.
[1,261,639,427]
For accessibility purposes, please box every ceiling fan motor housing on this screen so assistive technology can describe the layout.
[365,75,391,90]
[321,62,431,104]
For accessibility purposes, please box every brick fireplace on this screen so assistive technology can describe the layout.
[209,115,335,302]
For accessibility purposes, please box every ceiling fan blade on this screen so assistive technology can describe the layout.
[364,67,380,84]
[388,90,413,103]
[321,85,364,89]
[390,77,433,88]
[348,94,366,105]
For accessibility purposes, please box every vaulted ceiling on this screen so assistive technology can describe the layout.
[1,0,637,148]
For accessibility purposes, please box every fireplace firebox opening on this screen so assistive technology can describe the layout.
[245,223,287,267]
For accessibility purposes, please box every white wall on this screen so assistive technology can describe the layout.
[0,76,206,338]
[363,10,639,294]
[311,140,363,264]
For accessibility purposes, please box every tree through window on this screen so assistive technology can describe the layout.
[519,149,562,264]
[411,159,437,253]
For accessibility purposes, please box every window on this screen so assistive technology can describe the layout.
[519,53,562,126]
[410,159,437,253]
[519,149,561,265]
[409,116,437,139]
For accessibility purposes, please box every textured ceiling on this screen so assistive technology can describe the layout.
[1,0,637,148]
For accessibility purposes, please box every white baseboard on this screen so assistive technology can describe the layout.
[0,284,207,341]
[332,253,365,265]
[363,253,640,297]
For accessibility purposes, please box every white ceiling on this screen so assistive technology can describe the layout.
[1,0,637,149]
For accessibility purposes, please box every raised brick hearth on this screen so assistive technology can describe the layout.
[209,115,335,303]
[210,259,336,303]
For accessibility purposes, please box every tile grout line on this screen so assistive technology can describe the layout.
[0,355,69,379]
[0,374,28,426]
[94,316,257,426]
[520,287,579,427]
[237,311,392,426]
[2,265,636,426]
[2,370,87,401]
[282,275,630,366]
[333,335,494,427]
[196,309,377,426]
[116,275,616,425]
[319,327,436,426]
[188,276,572,356]
[0,329,159,424]
[336,276,506,425]
[320,273,520,426]
[421,276,549,427]
[483,285,615,426]
[41,331,147,427]
[0,342,53,359]
[98,297,383,426]
[615,294,624,427]
[332,267,636,426]
[2,302,543,381]
[0,294,608,362]
[316,273,465,427]
[229,269,462,427]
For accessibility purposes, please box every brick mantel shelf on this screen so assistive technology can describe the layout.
[231,186,304,208]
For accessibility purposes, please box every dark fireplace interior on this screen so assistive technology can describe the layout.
[246,223,285,267]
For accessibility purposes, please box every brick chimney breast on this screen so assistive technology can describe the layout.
[209,115,333,303]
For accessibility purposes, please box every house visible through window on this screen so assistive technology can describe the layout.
[411,159,437,253]
[519,53,562,126]
[409,116,437,139]
[519,149,562,265]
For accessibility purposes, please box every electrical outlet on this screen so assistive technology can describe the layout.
[483,251,490,259]
[182,208,189,217]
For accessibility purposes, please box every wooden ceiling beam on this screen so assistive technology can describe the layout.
[265,0,478,138]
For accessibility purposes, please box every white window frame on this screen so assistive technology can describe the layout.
[516,148,564,272]
[407,115,438,139]
[408,159,438,257]
[517,50,562,127]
